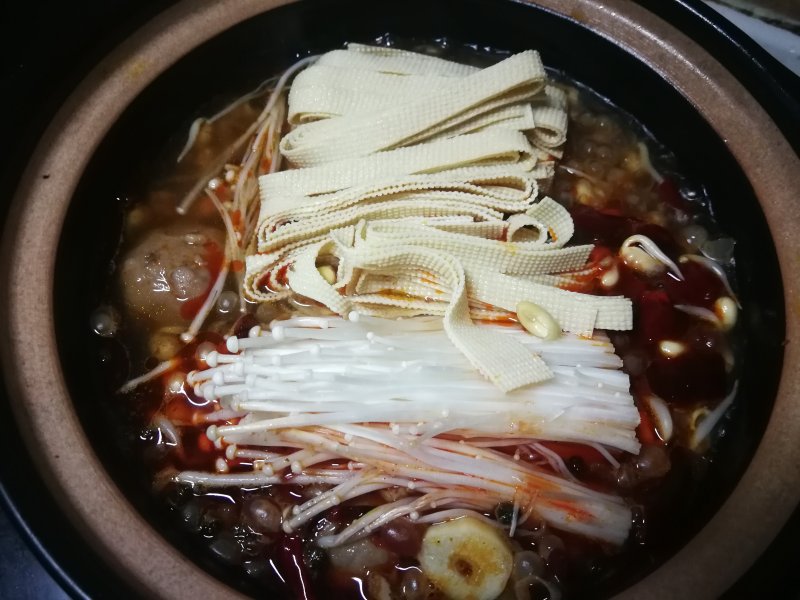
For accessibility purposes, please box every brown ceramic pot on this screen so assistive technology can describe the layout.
[1,0,799,598]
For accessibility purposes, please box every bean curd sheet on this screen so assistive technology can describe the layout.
[93,39,744,600]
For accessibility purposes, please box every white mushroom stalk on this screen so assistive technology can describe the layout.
[180,423,634,545]
[175,57,319,342]
[176,314,639,546]
[176,54,318,215]
[118,358,179,394]
[180,187,234,343]
[189,314,639,452]
[176,75,275,163]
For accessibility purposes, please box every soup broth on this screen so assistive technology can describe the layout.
[92,40,741,599]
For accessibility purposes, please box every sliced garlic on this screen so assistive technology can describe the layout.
[516,301,561,340]
[418,517,513,600]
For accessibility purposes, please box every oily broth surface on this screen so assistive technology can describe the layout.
[96,42,741,599]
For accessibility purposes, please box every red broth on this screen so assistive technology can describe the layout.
[95,46,740,600]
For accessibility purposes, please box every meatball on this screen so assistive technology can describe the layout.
[118,224,225,325]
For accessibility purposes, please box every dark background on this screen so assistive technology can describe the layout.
[1,1,799,598]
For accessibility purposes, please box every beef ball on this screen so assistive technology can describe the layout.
[118,224,225,326]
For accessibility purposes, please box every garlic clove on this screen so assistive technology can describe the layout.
[418,517,513,600]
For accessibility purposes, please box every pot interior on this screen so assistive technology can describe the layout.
[52,0,785,596]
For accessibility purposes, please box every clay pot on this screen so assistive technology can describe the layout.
[1,1,798,598]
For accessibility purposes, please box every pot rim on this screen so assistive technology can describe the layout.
[2,0,799,598]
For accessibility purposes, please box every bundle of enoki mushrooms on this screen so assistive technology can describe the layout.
[173,44,638,548]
